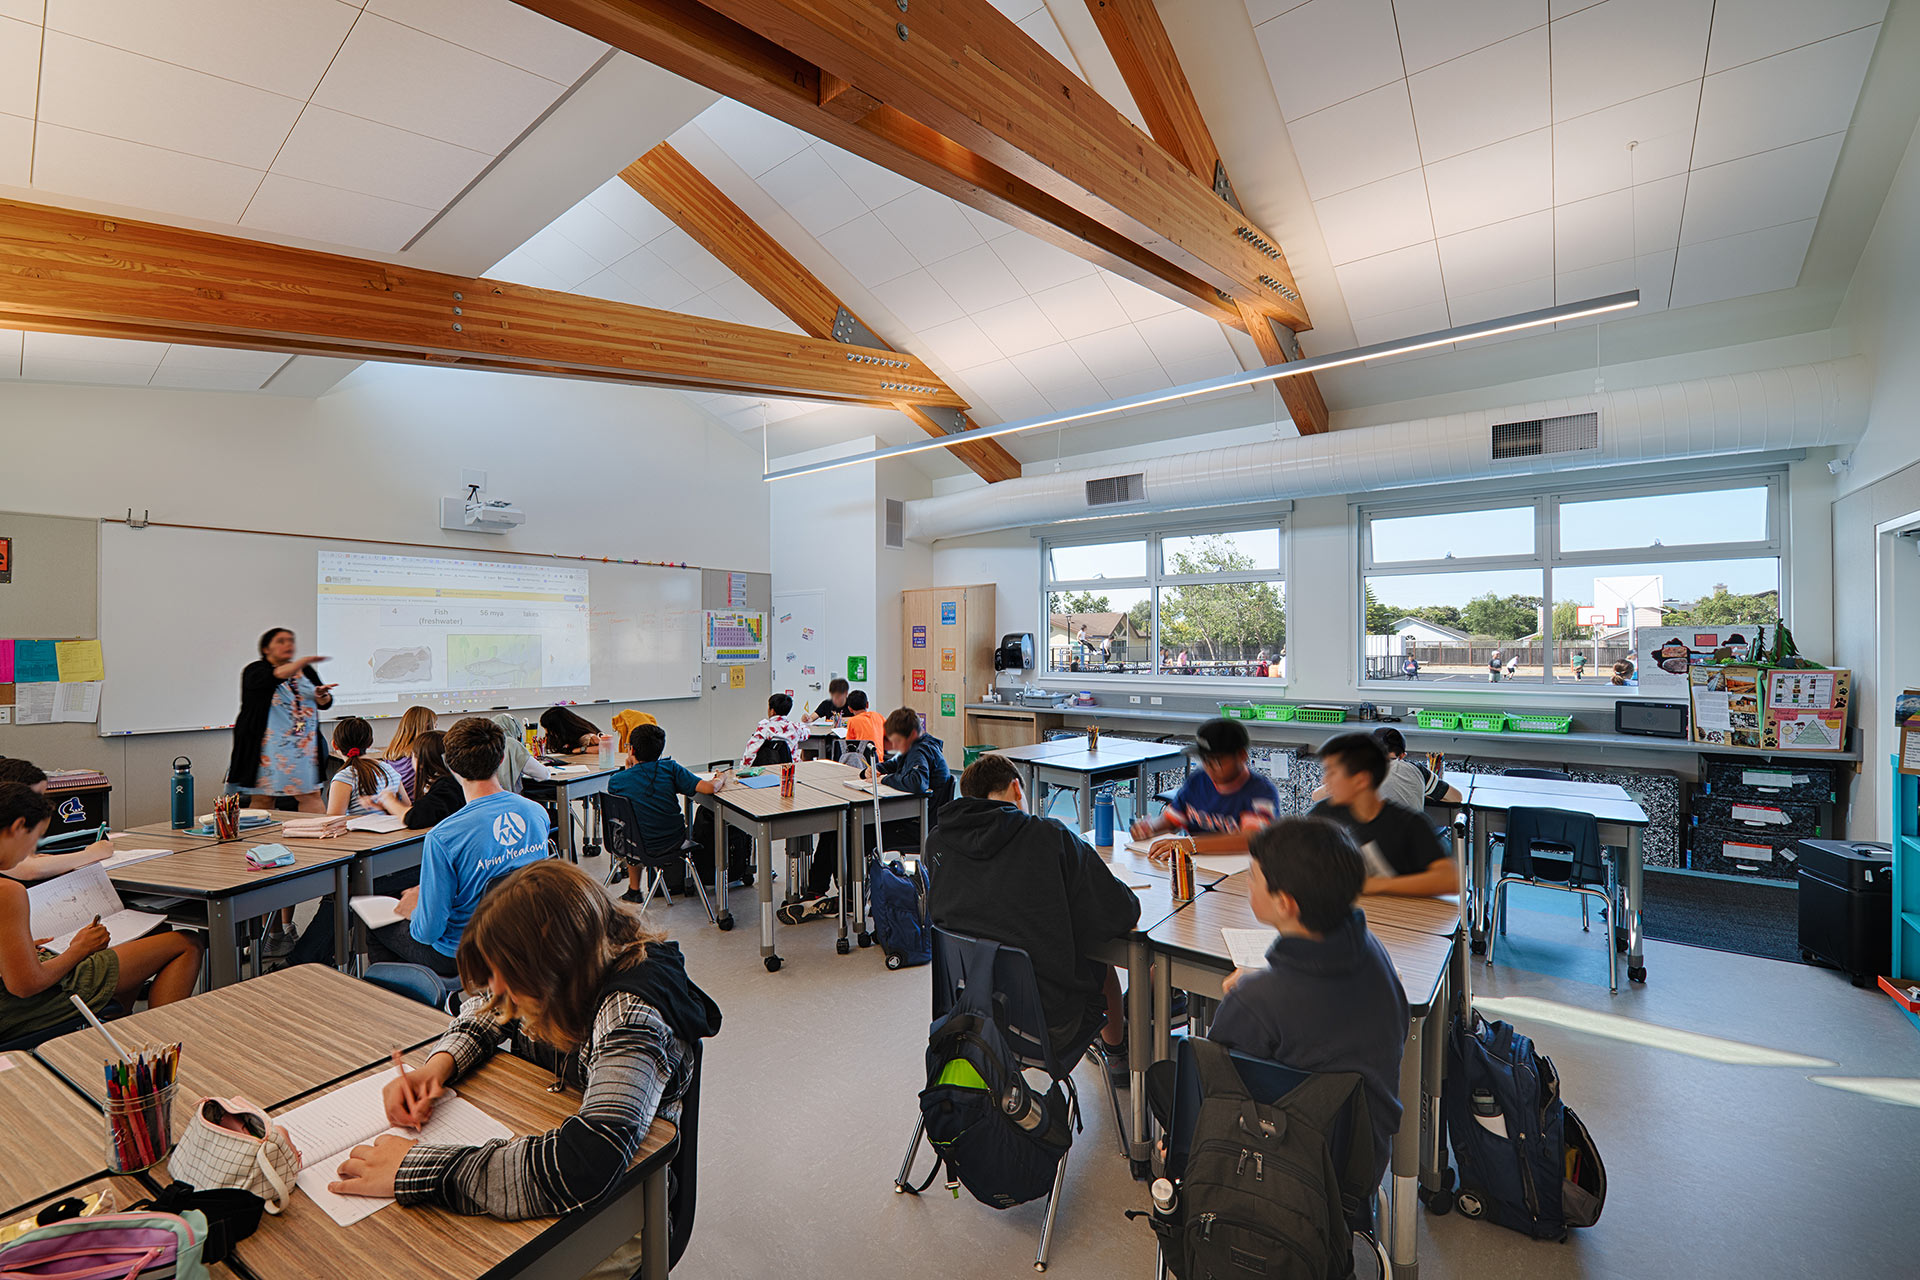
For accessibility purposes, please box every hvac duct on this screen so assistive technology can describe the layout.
[903,357,1870,542]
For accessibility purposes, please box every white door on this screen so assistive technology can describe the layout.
[772,590,828,706]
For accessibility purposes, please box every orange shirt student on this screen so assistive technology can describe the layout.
[842,690,886,745]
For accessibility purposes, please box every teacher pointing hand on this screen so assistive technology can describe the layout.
[227,627,334,814]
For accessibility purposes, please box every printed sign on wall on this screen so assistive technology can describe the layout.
[940,693,956,716]
[940,600,957,625]
[912,669,927,692]
[848,656,868,681]
[912,625,927,648]
[940,647,956,671]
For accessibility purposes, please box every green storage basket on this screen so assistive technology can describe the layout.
[1505,713,1572,735]
[1414,709,1461,731]
[1218,703,1259,721]
[1292,705,1348,725]
[1252,703,1297,722]
[963,745,991,767]
[1460,711,1508,733]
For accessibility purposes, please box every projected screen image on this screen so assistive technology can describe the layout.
[317,551,591,711]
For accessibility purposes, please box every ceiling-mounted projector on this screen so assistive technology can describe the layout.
[440,490,525,534]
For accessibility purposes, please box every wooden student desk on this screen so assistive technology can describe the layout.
[36,965,448,1130]
[0,1054,114,1218]
[242,1052,678,1280]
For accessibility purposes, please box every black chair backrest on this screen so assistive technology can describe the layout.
[1504,767,1571,781]
[930,927,1063,1080]
[1504,806,1604,885]
[752,738,794,767]
[599,790,684,869]
[667,1038,703,1268]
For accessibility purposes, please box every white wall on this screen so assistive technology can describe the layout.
[1835,112,1920,497]
[0,364,770,823]
[770,437,880,710]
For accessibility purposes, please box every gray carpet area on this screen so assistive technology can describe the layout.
[1640,868,1801,963]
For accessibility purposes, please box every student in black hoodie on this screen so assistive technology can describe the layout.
[927,753,1141,1081]
[861,707,953,855]
[1207,817,1409,1181]
[331,859,720,1248]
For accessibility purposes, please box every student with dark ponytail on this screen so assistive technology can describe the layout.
[326,716,405,816]
[538,706,610,755]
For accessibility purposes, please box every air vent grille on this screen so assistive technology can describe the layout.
[1490,411,1599,460]
[883,498,904,549]
[1085,473,1146,507]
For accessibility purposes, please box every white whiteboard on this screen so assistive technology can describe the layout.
[98,523,701,735]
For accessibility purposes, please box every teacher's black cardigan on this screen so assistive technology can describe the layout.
[226,660,331,790]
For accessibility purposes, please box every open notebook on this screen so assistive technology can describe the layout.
[278,1068,511,1226]
[27,864,165,953]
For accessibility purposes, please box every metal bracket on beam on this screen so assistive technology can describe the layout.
[1212,161,1243,214]
[915,405,967,434]
[831,306,887,351]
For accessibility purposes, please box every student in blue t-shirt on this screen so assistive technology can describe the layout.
[1130,716,1280,857]
[368,716,550,977]
[606,723,728,904]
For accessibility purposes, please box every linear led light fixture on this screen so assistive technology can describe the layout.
[764,289,1639,482]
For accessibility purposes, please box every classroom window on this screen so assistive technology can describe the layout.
[1360,474,1783,689]
[1042,519,1287,680]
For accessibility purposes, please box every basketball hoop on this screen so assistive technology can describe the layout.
[1576,606,1618,626]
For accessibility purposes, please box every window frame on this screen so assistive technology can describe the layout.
[1358,471,1785,692]
[1041,514,1290,684]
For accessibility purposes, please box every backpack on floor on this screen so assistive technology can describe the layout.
[908,941,1073,1208]
[1146,1039,1374,1280]
[868,856,931,970]
[1441,1013,1606,1240]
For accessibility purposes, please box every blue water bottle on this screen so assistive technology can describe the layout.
[169,756,194,830]
[1092,792,1115,847]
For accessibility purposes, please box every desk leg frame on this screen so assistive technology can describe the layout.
[1124,933,1151,1178]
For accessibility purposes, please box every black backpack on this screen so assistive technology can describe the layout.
[1148,1039,1375,1280]
[1439,1014,1605,1240]
[907,942,1074,1208]
[869,856,932,970]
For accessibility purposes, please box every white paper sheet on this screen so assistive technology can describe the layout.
[1192,854,1250,878]
[54,681,102,723]
[1221,927,1278,969]
[12,683,56,725]
[27,865,165,952]
[1693,691,1732,732]
[98,848,174,871]
[348,896,405,931]
[280,1070,511,1227]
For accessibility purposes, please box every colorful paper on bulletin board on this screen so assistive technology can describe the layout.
[0,639,12,684]
[702,610,767,663]
[940,601,957,625]
[726,572,749,607]
[940,647,956,671]
[848,656,868,682]
[940,693,955,716]
[911,625,926,649]
[1901,725,1920,777]
[11,640,57,684]
[728,665,745,690]
[912,669,927,693]
[54,639,104,683]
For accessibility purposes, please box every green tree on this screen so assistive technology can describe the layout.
[1127,598,1151,638]
[1460,592,1541,641]
[1159,536,1285,661]
[1664,585,1779,626]
[1551,599,1591,641]
[1364,584,1397,635]
[1048,590,1111,615]
[1404,604,1463,631]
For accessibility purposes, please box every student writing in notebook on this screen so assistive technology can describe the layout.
[800,677,852,724]
[328,860,721,1256]
[0,783,204,1045]
[0,758,113,882]
[1132,718,1280,860]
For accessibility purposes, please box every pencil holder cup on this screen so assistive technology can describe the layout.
[779,763,796,798]
[106,1083,176,1173]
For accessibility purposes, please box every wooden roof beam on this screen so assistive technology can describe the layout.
[621,144,1021,483]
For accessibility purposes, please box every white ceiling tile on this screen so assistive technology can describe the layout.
[0,110,29,186]
[817,212,921,288]
[31,124,263,222]
[1350,299,1453,347]
[1691,27,1877,168]
[816,143,918,210]
[1104,273,1188,322]
[986,1,1044,22]
[1009,342,1098,396]
[147,366,284,391]
[1287,82,1422,201]
[310,13,563,155]
[1549,0,1604,15]
[0,329,20,377]
[0,16,38,118]
[921,317,1003,369]
[1436,210,1553,296]
[1257,0,1406,121]
[686,99,811,178]
[869,270,966,333]
[1678,132,1843,245]
[573,266,655,309]
[926,242,1026,312]
[1133,310,1235,366]
[1424,128,1552,237]
[38,32,301,169]
[1038,379,1109,413]
[1705,0,1886,74]
[1099,367,1174,400]
[25,333,168,363]
[584,179,679,244]
[954,358,1048,420]
[1446,274,1554,325]
[875,188,984,267]
[1068,324,1157,381]
[1029,274,1122,341]
[1553,174,1685,271]
[1245,1,1311,25]
[1556,248,1675,311]
[607,246,701,309]
[0,0,41,21]
[708,279,802,333]
[516,226,607,290]
[988,232,1100,294]
[1016,10,1079,74]
[676,293,739,325]
[155,345,293,375]
[973,296,1063,357]
[1392,0,1543,74]
[270,105,490,211]
[1551,81,1699,203]
[1334,241,1445,319]
[1408,26,1549,161]
[756,147,864,238]
[958,204,1020,240]
[544,200,643,272]
[1314,168,1435,264]
[45,0,357,99]
[368,0,605,84]
[1161,350,1243,386]
[20,357,159,386]
[1550,0,1715,122]
[1668,217,1815,308]
[241,174,435,252]
[488,246,572,291]
[647,226,736,291]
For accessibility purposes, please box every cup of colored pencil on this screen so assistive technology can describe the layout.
[778,762,796,798]
[213,794,240,841]
[103,1043,180,1173]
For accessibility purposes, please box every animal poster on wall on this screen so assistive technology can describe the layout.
[1637,625,1774,699]
[1689,665,1765,749]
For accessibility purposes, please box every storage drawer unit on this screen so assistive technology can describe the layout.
[1689,824,1801,881]
[1701,760,1837,806]
[1690,794,1825,840]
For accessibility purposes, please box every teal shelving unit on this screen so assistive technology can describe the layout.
[1890,761,1920,1032]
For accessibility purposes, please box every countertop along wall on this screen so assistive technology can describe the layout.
[0,363,771,825]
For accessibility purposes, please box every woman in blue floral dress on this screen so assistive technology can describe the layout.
[227,627,336,811]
